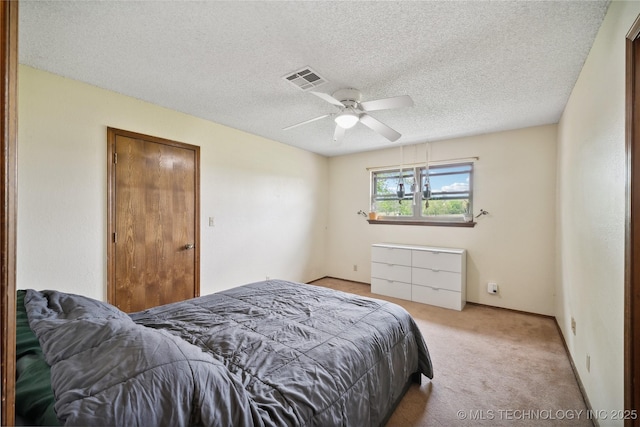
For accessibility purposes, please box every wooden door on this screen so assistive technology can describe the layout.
[107,128,199,312]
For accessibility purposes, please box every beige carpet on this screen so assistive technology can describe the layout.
[311,277,592,427]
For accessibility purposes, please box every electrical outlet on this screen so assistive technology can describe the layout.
[353,264,358,272]
[571,317,576,335]
[487,282,498,294]
[586,354,591,373]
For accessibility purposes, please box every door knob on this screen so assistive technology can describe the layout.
[184,243,195,250]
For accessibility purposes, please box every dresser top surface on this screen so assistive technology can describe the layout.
[372,243,466,255]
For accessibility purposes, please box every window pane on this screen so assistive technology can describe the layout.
[429,173,470,194]
[420,163,472,217]
[374,171,400,196]
[377,199,414,216]
[422,199,469,216]
[429,165,471,174]
[373,169,415,216]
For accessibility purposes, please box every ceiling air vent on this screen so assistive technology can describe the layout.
[283,67,327,91]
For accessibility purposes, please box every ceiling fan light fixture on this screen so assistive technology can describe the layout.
[334,111,360,129]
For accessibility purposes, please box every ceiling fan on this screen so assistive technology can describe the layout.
[283,88,413,143]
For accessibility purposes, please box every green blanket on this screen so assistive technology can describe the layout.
[16,290,59,426]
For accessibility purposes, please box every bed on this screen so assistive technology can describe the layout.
[16,279,433,426]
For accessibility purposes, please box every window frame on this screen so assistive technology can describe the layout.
[369,162,475,227]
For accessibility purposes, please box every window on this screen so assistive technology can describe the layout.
[370,162,474,225]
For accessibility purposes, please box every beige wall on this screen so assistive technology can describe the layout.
[556,2,640,422]
[17,65,329,300]
[327,124,557,315]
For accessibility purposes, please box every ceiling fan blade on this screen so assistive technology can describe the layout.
[359,114,401,142]
[360,95,414,112]
[310,91,345,107]
[333,125,346,144]
[283,114,331,130]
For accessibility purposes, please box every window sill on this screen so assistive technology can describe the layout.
[367,219,476,227]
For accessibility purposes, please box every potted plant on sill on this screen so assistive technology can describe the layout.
[368,201,378,220]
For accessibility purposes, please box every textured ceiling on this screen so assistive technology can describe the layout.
[19,1,610,157]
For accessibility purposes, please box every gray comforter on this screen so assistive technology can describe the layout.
[24,280,433,426]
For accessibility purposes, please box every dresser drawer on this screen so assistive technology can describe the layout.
[371,262,411,283]
[371,278,412,300]
[412,285,464,311]
[412,250,462,273]
[372,246,412,266]
[412,267,462,292]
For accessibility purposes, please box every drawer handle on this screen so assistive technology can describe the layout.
[432,269,440,272]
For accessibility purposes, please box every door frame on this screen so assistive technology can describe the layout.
[625,14,640,424]
[0,1,18,425]
[106,127,201,308]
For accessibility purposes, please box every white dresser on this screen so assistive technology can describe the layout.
[371,243,467,310]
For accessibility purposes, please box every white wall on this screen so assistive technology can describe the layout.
[17,65,329,301]
[556,2,640,422]
[327,124,557,315]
